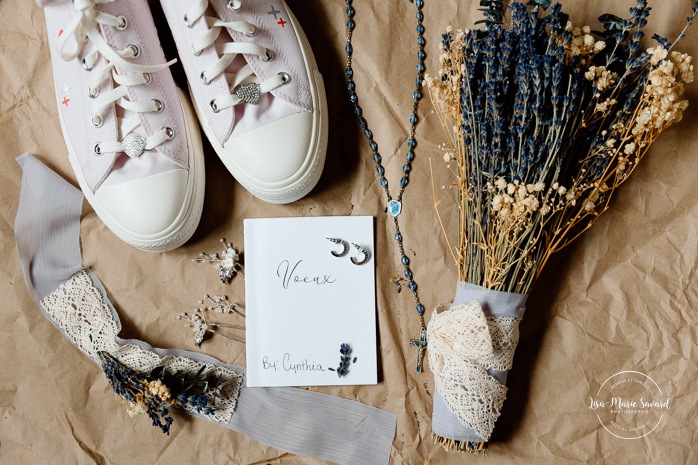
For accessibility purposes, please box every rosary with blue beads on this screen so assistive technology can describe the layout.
[343,0,428,373]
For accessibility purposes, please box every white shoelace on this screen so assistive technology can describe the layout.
[185,0,289,112]
[39,0,176,157]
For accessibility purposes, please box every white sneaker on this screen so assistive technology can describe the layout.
[160,0,327,204]
[38,0,205,252]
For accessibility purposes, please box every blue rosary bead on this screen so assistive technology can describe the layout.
[415,0,424,8]
[358,117,367,128]
[401,256,410,265]
[345,0,352,4]
[369,141,377,151]
[345,68,353,79]
[417,50,426,60]
[407,137,416,148]
[364,129,373,139]
[417,37,426,47]
[406,150,415,161]
[373,153,382,163]
[410,114,418,124]
[415,77,423,86]
[347,19,355,30]
[404,269,413,279]
[347,81,356,91]
[350,93,358,104]
[345,43,353,54]
[413,90,422,100]
[400,176,409,187]
[379,177,388,187]
[408,281,418,291]
[354,105,362,116]
[376,166,385,176]
[403,163,411,173]
[416,63,425,73]
[416,24,425,35]
[416,304,425,315]
[395,233,403,242]
[416,12,424,22]
[346,6,355,17]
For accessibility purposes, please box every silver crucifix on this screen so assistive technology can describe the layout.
[410,328,428,373]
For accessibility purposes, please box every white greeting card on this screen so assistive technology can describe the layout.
[244,216,377,387]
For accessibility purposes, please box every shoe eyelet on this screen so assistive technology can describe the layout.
[200,71,211,85]
[143,72,152,85]
[82,57,93,72]
[127,44,140,58]
[227,1,241,12]
[88,86,99,99]
[183,14,193,28]
[210,99,220,113]
[192,45,202,57]
[163,127,175,140]
[93,143,103,156]
[245,26,257,37]
[262,49,273,62]
[116,15,127,30]
[91,115,104,128]
[152,99,164,113]
[278,72,291,85]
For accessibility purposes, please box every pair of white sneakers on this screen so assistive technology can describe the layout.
[38,0,327,252]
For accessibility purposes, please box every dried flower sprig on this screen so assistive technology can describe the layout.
[428,0,696,295]
[178,307,245,347]
[327,343,357,378]
[97,351,219,434]
[193,239,244,284]
[200,294,245,318]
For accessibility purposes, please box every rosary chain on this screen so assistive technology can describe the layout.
[343,0,427,330]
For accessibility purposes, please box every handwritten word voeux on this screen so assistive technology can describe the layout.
[276,259,337,290]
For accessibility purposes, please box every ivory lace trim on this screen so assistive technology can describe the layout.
[427,300,520,441]
[39,270,242,424]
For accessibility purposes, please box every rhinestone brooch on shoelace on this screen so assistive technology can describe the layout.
[235,82,261,104]
[122,134,147,158]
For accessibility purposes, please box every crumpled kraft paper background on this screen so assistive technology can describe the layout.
[1,0,697,464]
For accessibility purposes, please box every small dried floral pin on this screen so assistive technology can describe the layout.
[178,297,245,347]
[193,239,244,284]
[200,294,245,318]
[328,343,358,378]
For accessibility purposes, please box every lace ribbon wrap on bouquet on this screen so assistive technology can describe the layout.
[428,282,527,445]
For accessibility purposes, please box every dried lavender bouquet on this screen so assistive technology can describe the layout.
[425,0,696,453]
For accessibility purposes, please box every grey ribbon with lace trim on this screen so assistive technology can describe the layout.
[429,281,527,443]
[14,153,396,465]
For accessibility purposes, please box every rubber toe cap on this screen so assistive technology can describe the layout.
[94,168,189,237]
[222,111,313,186]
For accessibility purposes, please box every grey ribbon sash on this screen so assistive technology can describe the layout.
[14,153,396,465]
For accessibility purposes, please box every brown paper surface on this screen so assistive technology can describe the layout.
[1,1,697,464]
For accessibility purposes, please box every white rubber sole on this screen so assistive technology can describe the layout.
[191,2,328,205]
[61,88,206,252]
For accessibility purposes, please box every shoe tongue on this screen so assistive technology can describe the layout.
[94,22,155,187]
[209,9,304,140]
[208,1,312,113]
[96,20,140,140]
[91,1,189,187]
